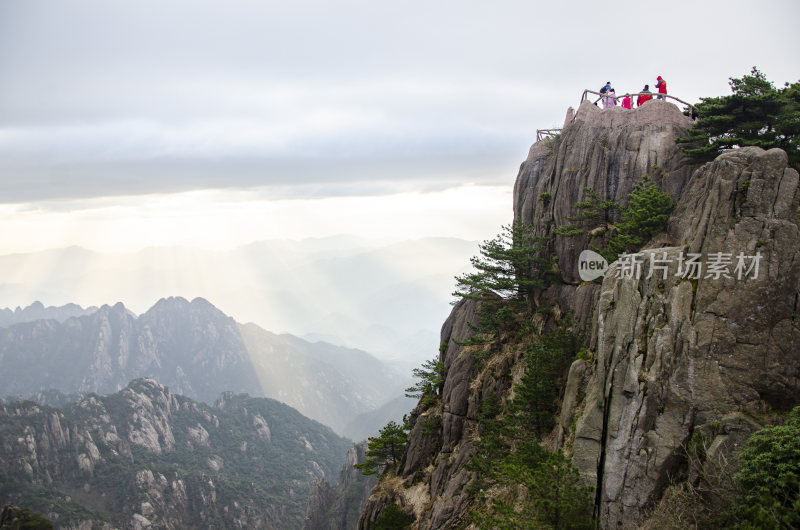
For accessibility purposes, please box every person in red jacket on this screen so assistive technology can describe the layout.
[656,76,667,100]
[637,85,653,107]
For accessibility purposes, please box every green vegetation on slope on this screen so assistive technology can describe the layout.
[554,175,675,264]
[0,505,54,529]
[735,406,800,528]
[0,381,352,529]
[444,219,594,527]
[466,322,593,529]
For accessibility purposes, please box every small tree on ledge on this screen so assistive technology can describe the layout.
[603,175,675,262]
[453,222,550,304]
[405,358,446,409]
[354,420,408,476]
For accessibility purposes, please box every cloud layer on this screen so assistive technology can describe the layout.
[1,0,798,203]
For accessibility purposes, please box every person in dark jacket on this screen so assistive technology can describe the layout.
[637,85,653,107]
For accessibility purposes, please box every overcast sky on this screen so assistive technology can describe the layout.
[1,0,798,252]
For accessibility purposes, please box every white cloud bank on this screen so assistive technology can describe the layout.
[0,184,513,253]
[0,0,798,251]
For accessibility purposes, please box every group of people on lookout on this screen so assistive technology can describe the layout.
[599,76,667,109]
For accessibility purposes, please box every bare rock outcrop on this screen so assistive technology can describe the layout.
[358,99,799,529]
[304,443,376,530]
[358,299,484,529]
[515,100,695,286]
[574,146,800,527]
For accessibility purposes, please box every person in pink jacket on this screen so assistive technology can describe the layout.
[621,95,632,109]
[603,88,618,109]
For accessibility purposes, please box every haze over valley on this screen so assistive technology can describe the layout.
[0,236,479,363]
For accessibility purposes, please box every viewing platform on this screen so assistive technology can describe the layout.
[536,90,697,141]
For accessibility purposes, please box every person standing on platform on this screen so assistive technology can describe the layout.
[637,85,653,107]
[656,76,667,100]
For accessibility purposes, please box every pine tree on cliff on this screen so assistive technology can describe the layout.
[404,358,446,408]
[354,421,408,476]
[604,175,675,261]
[677,67,800,168]
[453,222,550,303]
[467,322,593,529]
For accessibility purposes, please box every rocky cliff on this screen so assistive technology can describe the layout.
[0,379,351,529]
[575,144,799,527]
[357,100,800,528]
[304,443,377,530]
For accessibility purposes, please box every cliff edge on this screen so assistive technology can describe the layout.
[358,99,800,529]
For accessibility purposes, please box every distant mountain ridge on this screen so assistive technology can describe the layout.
[0,236,477,361]
[0,297,412,438]
[0,378,352,529]
[0,301,99,327]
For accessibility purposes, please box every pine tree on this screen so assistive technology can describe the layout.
[735,407,800,527]
[404,358,446,400]
[372,503,414,529]
[677,67,800,168]
[354,421,408,476]
[466,392,511,493]
[453,222,550,303]
[554,187,620,237]
[508,341,559,436]
[604,175,674,261]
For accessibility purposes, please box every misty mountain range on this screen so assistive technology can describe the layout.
[0,236,478,362]
[0,297,415,440]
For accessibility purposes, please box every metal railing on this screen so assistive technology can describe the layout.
[535,89,697,142]
[536,129,561,141]
[580,89,696,114]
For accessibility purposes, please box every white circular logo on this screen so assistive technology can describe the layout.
[578,250,608,281]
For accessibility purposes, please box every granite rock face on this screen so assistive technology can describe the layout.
[358,99,800,528]
[358,299,484,529]
[574,146,800,527]
[514,100,695,285]
[304,443,376,530]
